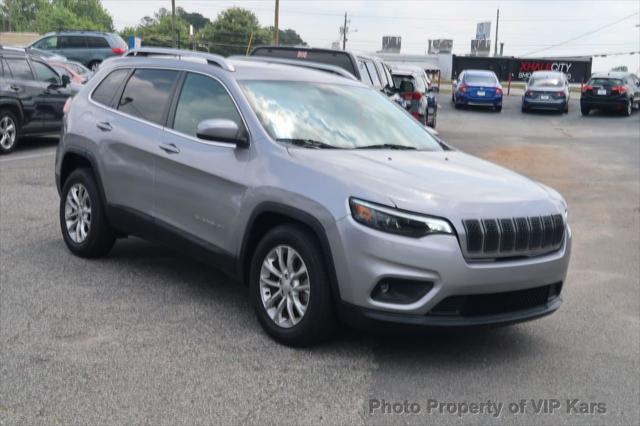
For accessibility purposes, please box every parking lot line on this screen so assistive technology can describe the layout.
[0,149,56,163]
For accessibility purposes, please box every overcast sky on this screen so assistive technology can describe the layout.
[101,0,640,73]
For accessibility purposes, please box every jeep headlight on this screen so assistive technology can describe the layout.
[349,198,453,238]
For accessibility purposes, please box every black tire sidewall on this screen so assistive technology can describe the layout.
[59,168,113,257]
[0,109,19,154]
[249,225,333,346]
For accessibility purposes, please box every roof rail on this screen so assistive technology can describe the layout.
[230,55,357,80]
[124,47,235,72]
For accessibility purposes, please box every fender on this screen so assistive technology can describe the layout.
[58,146,109,212]
[0,98,24,123]
[238,202,342,302]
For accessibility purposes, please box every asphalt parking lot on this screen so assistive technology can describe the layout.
[1,95,639,425]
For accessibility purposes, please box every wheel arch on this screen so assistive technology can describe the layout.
[239,202,342,302]
[59,149,109,212]
[0,99,24,124]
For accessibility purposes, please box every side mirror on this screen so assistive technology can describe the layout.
[61,74,70,86]
[196,119,248,146]
[452,79,458,85]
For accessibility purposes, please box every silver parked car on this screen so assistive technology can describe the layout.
[522,71,571,113]
[56,48,571,346]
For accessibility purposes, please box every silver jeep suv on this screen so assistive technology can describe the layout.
[56,48,571,346]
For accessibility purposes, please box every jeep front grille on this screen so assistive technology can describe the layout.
[462,214,565,259]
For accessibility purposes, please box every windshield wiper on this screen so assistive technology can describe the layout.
[356,144,417,150]
[276,138,341,149]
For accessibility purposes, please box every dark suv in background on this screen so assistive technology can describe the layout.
[580,72,640,116]
[29,31,128,71]
[0,47,75,154]
[250,46,403,104]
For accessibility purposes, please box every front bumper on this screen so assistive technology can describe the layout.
[330,215,571,326]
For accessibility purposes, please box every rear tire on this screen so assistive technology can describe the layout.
[60,168,115,258]
[521,104,528,113]
[429,108,437,128]
[250,224,335,346]
[563,102,569,114]
[0,109,19,155]
[581,105,590,116]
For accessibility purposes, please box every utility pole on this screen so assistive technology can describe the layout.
[341,12,348,50]
[274,0,280,45]
[494,8,499,56]
[171,0,176,47]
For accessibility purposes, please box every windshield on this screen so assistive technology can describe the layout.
[529,77,563,87]
[240,81,443,151]
[464,74,497,86]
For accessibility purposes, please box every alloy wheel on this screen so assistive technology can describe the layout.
[0,115,17,151]
[64,183,92,243]
[259,245,310,328]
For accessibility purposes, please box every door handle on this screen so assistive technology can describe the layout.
[159,143,180,154]
[9,85,20,91]
[96,121,112,132]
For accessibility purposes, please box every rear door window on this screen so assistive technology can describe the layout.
[118,68,179,125]
[87,37,110,48]
[58,36,87,48]
[92,68,130,106]
[5,58,33,80]
[172,73,243,139]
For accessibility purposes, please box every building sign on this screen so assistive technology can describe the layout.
[428,39,453,54]
[471,39,491,57]
[452,55,593,84]
[476,22,491,40]
[516,59,590,82]
[381,36,401,53]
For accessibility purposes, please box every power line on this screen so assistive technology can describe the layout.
[521,11,640,56]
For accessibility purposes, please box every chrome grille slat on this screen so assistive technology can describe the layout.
[463,214,565,259]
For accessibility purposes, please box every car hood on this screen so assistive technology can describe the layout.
[288,148,565,223]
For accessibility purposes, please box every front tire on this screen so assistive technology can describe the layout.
[60,168,115,258]
[0,109,19,155]
[624,99,632,116]
[250,224,334,346]
[495,105,502,112]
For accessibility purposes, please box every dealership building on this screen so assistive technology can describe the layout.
[372,36,593,84]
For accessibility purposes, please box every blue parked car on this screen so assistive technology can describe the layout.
[452,69,503,112]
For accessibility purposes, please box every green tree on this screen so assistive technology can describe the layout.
[177,7,210,32]
[264,27,306,46]
[1,0,49,32]
[201,7,270,56]
[121,8,189,47]
[52,0,113,31]
[0,0,113,33]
